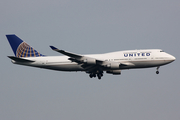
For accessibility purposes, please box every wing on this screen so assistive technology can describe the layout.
[50,46,82,59]
[50,46,98,64]
[50,46,128,69]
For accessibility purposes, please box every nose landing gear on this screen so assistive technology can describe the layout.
[156,66,160,74]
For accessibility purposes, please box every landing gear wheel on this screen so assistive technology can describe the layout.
[89,73,96,78]
[156,71,159,74]
[89,74,93,78]
[97,74,101,80]
[100,73,103,76]
[93,74,96,77]
[89,70,103,79]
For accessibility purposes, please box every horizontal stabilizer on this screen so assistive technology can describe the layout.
[8,56,35,63]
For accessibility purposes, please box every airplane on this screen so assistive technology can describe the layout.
[6,34,176,80]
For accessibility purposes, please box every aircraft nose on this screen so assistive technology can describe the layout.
[171,55,176,61]
[169,55,176,61]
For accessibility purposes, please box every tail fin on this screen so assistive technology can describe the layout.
[6,34,44,57]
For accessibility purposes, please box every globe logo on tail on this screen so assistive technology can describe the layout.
[16,42,43,57]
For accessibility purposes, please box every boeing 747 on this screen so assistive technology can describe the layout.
[6,35,176,79]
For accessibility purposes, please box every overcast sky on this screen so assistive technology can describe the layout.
[0,0,180,120]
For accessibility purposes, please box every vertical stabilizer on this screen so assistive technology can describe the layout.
[6,34,44,57]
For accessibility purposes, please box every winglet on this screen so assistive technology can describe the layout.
[50,46,58,50]
[50,46,65,53]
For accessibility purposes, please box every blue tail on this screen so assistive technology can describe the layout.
[6,34,44,57]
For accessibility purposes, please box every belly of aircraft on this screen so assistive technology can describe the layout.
[42,64,84,71]
[128,59,172,69]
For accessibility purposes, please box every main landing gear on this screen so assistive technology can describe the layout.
[156,66,160,74]
[89,71,103,80]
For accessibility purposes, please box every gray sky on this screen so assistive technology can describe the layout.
[0,0,180,120]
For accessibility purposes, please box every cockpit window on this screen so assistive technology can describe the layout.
[160,50,164,52]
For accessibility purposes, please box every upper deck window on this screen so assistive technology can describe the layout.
[160,50,164,52]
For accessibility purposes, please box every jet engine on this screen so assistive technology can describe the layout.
[105,63,120,69]
[83,58,96,64]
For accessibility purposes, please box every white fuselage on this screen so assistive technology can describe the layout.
[11,49,175,72]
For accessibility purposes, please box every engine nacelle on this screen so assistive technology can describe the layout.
[105,63,120,69]
[106,70,121,75]
[83,58,96,64]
